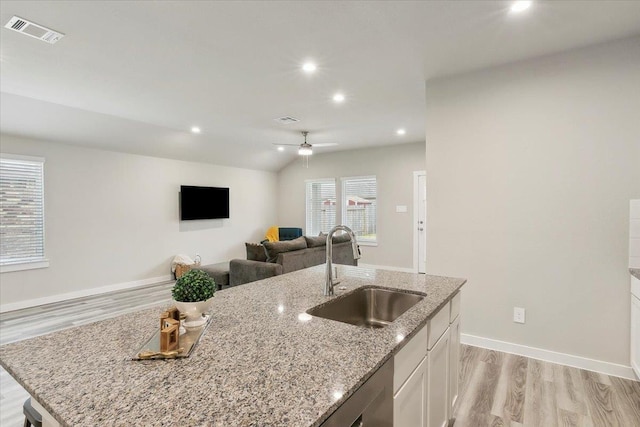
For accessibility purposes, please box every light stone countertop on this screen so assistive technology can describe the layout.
[0,265,466,427]
[631,268,640,281]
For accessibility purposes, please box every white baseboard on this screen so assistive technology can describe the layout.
[461,333,638,381]
[0,275,174,313]
[358,263,416,273]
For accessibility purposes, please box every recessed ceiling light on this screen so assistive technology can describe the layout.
[277,146,285,152]
[333,93,345,103]
[510,0,532,13]
[190,126,201,134]
[397,128,406,136]
[302,62,317,73]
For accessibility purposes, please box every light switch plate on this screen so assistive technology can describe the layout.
[514,307,526,324]
[396,205,407,213]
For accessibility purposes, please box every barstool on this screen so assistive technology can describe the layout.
[23,398,42,427]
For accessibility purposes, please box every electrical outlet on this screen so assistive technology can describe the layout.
[513,307,526,324]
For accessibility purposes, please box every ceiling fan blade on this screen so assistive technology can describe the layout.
[272,143,300,146]
[312,143,339,147]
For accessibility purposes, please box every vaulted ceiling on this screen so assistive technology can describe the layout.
[2,1,639,171]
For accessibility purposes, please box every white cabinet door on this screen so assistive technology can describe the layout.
[394,325,429,394]
[448,315,460,414]
[632,293,640,378]
[427,328,450,427]
[394,356,428,427]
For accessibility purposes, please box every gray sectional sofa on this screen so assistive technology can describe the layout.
[229,235,359,286]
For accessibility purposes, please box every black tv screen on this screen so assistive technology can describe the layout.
[180,186,229,220]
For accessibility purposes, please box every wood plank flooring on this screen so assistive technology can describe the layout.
[1,283,639,427]
[454,346,640,427]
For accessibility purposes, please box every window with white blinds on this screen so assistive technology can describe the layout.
[342,176,377,244]
[305,179,336,236]
[0,155,47,270]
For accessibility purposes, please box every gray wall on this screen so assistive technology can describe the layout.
[277,142,426,269]
[425,36,640,366]
[0,134,278,307]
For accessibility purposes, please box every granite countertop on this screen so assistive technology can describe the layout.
[0,265,466,427]
[631,268,640,281]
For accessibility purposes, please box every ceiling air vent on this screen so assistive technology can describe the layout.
[4,16,64,44]
[274,116,299,125]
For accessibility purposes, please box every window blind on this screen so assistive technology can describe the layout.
[305,179,336,236]
[0,156,45,266]
[342,176,377,243]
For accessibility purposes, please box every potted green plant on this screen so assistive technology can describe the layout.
[172,269,216,327]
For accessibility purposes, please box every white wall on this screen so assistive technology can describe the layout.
[425,36,640,368]
[631,200,640,269]
[0,134,277,308]
[277,142,425,269]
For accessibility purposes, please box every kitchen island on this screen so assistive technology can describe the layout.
[0,265,465,426]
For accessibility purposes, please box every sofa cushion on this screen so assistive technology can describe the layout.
[319,232,353,244]
[334,233,353,243]
[245,243,267,262]
[263,236,307,263]
[230,259,282,286]
[304,235,326,248]
[197,262,230,288]
[279,242,357,274]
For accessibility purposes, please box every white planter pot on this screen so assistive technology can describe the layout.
[174,297,214,328]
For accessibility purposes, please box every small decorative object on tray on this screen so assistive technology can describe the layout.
[160,313,180,353]
[172,269,215,328]
[160,307,180,326]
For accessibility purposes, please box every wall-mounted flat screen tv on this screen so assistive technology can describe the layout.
[180,185,229,220]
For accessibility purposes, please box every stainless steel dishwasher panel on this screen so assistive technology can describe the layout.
[320,358,393,427]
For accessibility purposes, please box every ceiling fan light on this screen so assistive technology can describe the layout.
[298,146,313,156]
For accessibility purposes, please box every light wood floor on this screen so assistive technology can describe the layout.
[453,345,640,427]
[1,283,639,427]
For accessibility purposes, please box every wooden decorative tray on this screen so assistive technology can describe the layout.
[131,315,212,360]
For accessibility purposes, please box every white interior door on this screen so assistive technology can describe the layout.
[414,171,427,273]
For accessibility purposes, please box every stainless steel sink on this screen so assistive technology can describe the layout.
[307,286,426,328]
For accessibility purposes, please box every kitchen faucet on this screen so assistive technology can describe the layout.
[325,225,361,296]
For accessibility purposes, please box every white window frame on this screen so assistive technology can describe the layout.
[341,175,377,246]
[305,178,337,236]
[0,153,49,273]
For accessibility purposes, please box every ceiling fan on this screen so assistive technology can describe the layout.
[274,131,338,156]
